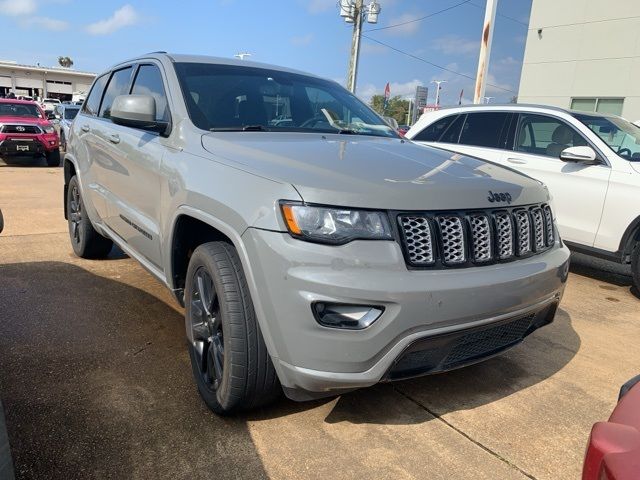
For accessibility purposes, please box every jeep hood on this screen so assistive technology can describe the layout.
[201,133,547,210]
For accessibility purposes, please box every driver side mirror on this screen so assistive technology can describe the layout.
[559,146,600,165]
[111,94,169,135]
[46,112,56,120]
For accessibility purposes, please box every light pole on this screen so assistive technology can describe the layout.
[234,52,252,60]
[432,80,447,106]
[483,96,494,104]
[339,0,381,93]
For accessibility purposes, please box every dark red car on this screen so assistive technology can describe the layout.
[583,375,640,479]
[0,98,60,166]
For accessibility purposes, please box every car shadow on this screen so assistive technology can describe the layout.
[0,155,54,168]
[568,251,638,298]
[248,307,580,427]
[0,261,269,479]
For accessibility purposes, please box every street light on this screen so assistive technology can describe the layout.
[483,96,494,104]
[338,0,382,93]
[234,52,252,60]
[431,80,447,106]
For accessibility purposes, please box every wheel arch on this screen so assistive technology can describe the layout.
[63,155,78,220]
[620,215,640,261]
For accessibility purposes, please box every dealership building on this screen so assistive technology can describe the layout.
[518,0,640,121]
[0,60,95,102]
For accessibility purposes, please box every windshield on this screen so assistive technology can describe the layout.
[0,102,43,118]
[64,108,79,120]
[174,62,397,138]
[573,113,640,161]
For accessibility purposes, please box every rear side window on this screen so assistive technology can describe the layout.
[459,112,511,148]
[83,74,108,116]
[131,64,169,122]
[99,67,133,119]
[413,115,457,142]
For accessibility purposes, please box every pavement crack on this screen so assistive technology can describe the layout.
[393,386,538,480]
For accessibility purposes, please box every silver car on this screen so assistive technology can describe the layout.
[63,53,570,414]
[51,103,80,151]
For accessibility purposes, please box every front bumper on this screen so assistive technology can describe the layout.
[0,134,58,155]
[242,228,570,400]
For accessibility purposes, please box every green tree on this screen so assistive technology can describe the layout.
[369,95,410,125]
[57,56,74,68]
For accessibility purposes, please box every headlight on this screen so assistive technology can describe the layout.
[42,125,55,134]
[280,202,392,244]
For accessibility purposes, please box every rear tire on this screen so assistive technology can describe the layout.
[46,148,60,167]
[185,241,280,415]
[66,175,113,258]
[632,242,640,293]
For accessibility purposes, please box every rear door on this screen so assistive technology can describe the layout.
[497,113,610,245]
[96,62,170,269]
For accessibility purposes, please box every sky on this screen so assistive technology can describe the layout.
[0,0,532,105]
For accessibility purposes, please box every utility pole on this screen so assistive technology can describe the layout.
[432,80,447,106]
[347,0,364,93]
[473,0,498,104]
[340,0,381,94]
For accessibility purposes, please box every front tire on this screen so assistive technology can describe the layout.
[66,175,113,258]
[45,148,61,167]
[185,242,280,414]
[632,242,640,293]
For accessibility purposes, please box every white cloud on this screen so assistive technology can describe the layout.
[22,16,68,31]
[485,73,514,95]
[85,4,139,35]
[361,42,388,55]
[0,0,37,15]
[432,35,477,55]
[290,33,314,46]
[382,13,422,36]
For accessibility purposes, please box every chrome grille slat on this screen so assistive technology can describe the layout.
[469,214,492,262]
[437,216,466,264]
[530,207,545,251]
[542,205,554,246]
[495,212,514,259]
[513,210,532,255]
[400,216,434,265]
[398,203,554,268]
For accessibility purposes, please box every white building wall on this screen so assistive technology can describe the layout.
[518,0,640,121]
[0,62,95,100]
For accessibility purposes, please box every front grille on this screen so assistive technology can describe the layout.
[1,124,41,134]
[398,204,555,269]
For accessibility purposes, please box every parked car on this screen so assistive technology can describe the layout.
[64,53,570,414]
[40,98,61,113]
[0,99,61,166]
[406,105,640,292]
[51,103,80,151]
[583,375,640,479]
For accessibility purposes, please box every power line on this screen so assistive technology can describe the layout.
[366,0,472,32]
[468,1,529,27]
[361,34,516,93]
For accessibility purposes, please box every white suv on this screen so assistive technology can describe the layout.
[406,104,640,291]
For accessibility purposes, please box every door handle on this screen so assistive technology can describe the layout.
[507,157,528,165]
[81,124,90,132]
[108,134,120,144]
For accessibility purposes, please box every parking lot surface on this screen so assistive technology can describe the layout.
[0,160,638,479]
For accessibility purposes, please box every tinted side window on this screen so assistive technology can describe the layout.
[83,74,108,116]
[131,65,169,122]
[99,67,133,119]
[413,115,457,142]
[459,112,511,148]
[440,114,465,144]
[516,114,589,158]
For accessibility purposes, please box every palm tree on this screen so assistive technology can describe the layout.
[57,56,74,68]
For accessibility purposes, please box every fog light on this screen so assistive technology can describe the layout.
[312,302,383,330]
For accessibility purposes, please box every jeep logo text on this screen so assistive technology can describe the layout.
[487,191,512,204]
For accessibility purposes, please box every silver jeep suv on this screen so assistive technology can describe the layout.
[64,53,570,414]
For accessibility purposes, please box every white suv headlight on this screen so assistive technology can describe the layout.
[42,125,55,134]
[280,202,392,244]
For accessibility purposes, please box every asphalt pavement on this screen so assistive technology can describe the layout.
[0,158,638,479]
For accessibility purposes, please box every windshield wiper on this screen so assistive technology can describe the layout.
[209,125,269,132]
[336,128,357,134]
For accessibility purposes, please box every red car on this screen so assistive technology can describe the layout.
[583,375,640,479]
[0,98,60,166]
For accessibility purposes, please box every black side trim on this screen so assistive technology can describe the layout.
[564,241,623,264]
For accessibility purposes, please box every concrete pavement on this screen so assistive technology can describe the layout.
[0,161,638,479]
